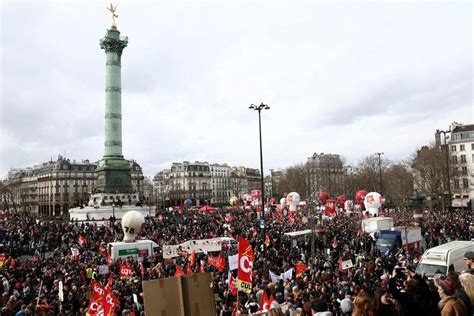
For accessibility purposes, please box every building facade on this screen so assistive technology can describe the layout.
[448,123,474,208]
[3,155,145,216]
[306,153,345,197]
[167,161,212,206]
[210,163,231,206]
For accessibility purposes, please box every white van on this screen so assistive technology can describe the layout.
[415,240,473,278]
[108,239,159,262]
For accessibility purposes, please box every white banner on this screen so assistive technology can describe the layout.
[341,260,353,270]
[269,270,283,283]
[58,281,64,302]
[229,254,238,271]
[283,268,293,281]
[163,238,223,258]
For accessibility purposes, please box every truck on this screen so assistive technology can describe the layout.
[375,226,423,254]
[415,240,473,279]
[108,239,159,262]
[361,217,394,235]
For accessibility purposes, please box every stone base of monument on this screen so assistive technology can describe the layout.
[68,193,153,221]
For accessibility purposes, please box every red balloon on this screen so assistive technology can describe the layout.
[336,194,347,204]
[355,190,367,205]
[319,192,331,204]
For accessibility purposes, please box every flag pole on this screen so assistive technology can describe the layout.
[36,279,43,307]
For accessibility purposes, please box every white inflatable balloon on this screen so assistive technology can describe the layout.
[121,211,145,242]
[344,200,354,212]
[363,192,383,217]
[286,192,301,211]
[280,198,286,207]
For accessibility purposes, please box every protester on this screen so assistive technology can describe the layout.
[0,206,471,315]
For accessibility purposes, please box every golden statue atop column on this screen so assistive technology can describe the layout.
[107,3,119,29]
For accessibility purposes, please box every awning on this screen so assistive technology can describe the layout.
[452,198,469,208]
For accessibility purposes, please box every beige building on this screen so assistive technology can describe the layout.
[3,155,145,216]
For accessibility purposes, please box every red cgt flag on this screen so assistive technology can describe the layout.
[237,236,254,293]
[119,264,133,279]
[260,291,275,312]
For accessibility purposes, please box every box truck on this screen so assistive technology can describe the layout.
[108,239,159,262]
[376,227,423,254]
[415,240,473,278]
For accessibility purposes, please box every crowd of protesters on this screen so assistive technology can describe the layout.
[0,205,472,316]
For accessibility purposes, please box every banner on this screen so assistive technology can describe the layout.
[163,238,224,258]
[283,268,293,281]
[237,236,254,293]
[119,264,133,279]
[260,291,275,312]
[229,254,238,271]
[269,270,283,283]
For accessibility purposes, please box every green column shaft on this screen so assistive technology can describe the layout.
[104,50,123,157]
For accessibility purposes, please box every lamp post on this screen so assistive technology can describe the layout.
[375,152,384,194]
[437,129,452,211]
[249,102,270,256]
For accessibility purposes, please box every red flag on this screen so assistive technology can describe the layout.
[78,235,87,247]
[119,264,133,279]
[99,244,107,255]
[87,298,104,316]
[186,262,193,275]
[294,262,309,277]
[357,227,363,239]
[228,272,237,296]
[260,291,275,312]
[104,274,113,292]
[188,250,196,266]
[338,256,348,273]
[332,237,338,249]
[199,263,205,273]
[175,264,185,276]
[208,253,225,272]
[91,279,105,300]
[237,236,254,293]
[102,290,120,316]
[140,262,145,278]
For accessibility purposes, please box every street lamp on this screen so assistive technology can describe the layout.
[375,152,384,194]
[249,102,270,254]
[437,129,452,211]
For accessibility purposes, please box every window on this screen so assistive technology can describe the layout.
[460,144,465,151]
[461,155,467,163]
[454,179,459,189]
[462,167,468,175]
[463,179,469,188]
[472,143,474,150]
[452,168,458,176]
[451,145,457,151]
[452,156,458,163]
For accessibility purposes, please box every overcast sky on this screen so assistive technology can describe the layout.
[1,0,472,179]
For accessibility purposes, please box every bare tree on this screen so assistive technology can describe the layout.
[411,144,445,204]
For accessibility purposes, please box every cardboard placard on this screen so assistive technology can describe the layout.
[142,276,185,316]
[181,273,216,316]
[143,273,216,316]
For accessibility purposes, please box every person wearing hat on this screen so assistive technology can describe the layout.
[463,251,474,273]
[437,279,468,316]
